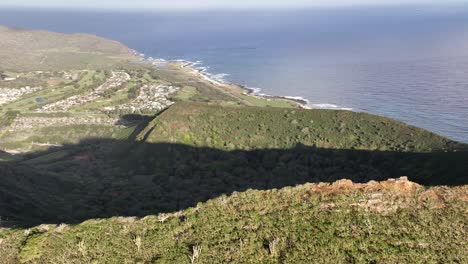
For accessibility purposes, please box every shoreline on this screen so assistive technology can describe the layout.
[139,54,355,112]
[177,60,312,109]
[140,55,353,111]
[140,54,312,109]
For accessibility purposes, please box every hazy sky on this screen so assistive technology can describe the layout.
[1,0,467,9]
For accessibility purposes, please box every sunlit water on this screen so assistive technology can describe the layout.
[1,6,467,142]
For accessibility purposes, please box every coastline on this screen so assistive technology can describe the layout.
[133,52,358,111]
[185,62,358,111]
[139,54,355,111]
[181,61,312,109]
[178,60,312,109]
[141,55,312,109]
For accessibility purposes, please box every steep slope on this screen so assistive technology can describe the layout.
[140,102,465,152]
[1,101,467,226]
[134,102,468,186]
[1,178,466,263]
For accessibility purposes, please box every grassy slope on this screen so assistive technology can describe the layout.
[1,178,466,263]
[0,102,466,264]
[0,26,138,71]
[0,101,465,221]
[137,102,468,187]
[141,102,465,152]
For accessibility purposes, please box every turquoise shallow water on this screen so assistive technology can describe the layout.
[1,6,468,142]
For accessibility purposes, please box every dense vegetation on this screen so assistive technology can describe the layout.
[0,102,466,227]
[143,102,464,152]
[1,179,466,263]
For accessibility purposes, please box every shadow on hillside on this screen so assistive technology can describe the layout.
[0,137,467,227]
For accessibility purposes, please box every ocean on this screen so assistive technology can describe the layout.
[1,5,467,142]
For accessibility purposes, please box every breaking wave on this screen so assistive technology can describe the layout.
[311,104,353,111]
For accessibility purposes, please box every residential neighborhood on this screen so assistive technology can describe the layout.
[104,84,179,113]
[0,86,42,106]
[37,71,131,112]
[0,69,181,138]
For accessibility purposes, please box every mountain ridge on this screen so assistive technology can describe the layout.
[0,25,138,71]
[1,177,466,263]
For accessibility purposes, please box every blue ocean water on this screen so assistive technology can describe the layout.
[1,6,468,142]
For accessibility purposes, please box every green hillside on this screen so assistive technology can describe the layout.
[0,102,466,227]
[141,102,464,152]
[0,26,138,71]
[1,178,466,263]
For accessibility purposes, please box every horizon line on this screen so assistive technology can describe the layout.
[1,2,468,12]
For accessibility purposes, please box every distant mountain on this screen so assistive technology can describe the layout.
[0,25,138,71]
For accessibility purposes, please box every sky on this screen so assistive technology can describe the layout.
[0,0,467,10]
